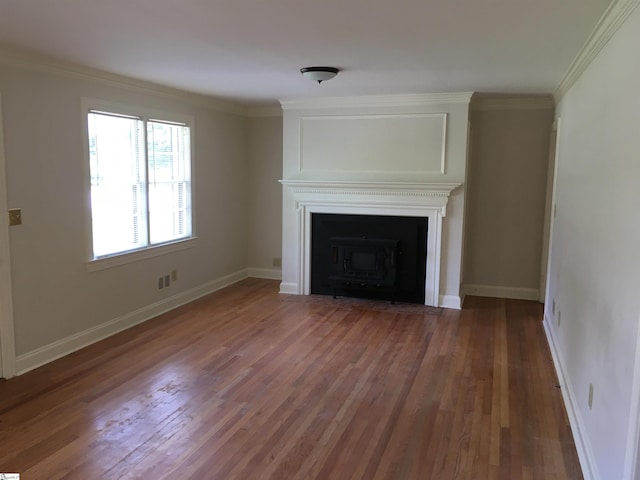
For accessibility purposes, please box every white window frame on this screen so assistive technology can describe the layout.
[81,98,197,272]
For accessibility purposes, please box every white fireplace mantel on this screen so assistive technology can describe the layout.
[280,180,460,212]
[280,179,461,307]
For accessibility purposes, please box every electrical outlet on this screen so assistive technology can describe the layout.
[171,269,178,282]
[272,257,282,267]
[158,277,164,290]
[588,383,594,410]
[164,275,171,288]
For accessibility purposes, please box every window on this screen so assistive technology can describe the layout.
[87,107,192,260]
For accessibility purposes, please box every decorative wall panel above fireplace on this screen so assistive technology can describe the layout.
[299,113,447,175]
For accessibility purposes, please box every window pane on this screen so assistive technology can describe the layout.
[147,121,191,244]
[88,112,147,257]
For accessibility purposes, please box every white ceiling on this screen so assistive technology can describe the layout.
[0,0,612,106]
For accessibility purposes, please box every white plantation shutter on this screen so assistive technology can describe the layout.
[87,110,192,259]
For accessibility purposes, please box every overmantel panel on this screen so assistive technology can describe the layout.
[298,113,447,175]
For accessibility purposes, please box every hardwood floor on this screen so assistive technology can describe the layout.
[0,278,581,479]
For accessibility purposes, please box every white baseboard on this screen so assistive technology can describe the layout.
[279,282,298,295]
[463,284,539,301]
[439,295,461,310]
[15,268,249,375]
[624,312,640,479]
[543,315,599,480]
[248,267,282,281]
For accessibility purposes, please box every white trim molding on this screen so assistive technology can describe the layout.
[623,312,640,479]
[280,92,474,111]
[281,180,460,204]
[279,282,298,295]
[544,315,599,480]
[15,269,248,375]
[462,284,539,301]
[0,92,16,379]
[280,180,460,308]
[554,0,640,102]
[297,113,448,176]
[439,295,462,310]
[87,238,198,272]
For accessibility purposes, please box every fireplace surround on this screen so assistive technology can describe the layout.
[279,180,460,306]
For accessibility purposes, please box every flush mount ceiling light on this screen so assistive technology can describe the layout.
[300,66,339,84]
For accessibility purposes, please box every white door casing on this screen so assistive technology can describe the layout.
[0,92,16,378]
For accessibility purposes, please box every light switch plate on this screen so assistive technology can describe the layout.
[8,208,22,226]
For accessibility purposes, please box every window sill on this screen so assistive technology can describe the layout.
[86,237,198,273]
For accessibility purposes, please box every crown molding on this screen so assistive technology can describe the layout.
[554,0,640,102]
[0,44,249,116]
[280,92,474,111]
[471,94,555,111]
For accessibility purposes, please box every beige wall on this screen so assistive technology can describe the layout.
[464,104,553,297]
[247,115,282,274]
[0,59,248,364]
[0,56,556,368]
[546,5,640,478]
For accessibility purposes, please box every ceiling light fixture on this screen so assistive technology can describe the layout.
[300,66,339,84]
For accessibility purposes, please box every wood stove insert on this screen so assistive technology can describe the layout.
[311,213,427,304]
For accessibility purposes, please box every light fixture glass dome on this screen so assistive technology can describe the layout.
[300,67,339,83]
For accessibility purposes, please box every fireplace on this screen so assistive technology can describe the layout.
[329,237,398,300]
[311,213,427,303]
[279,93,471,309]
[330,237,398,284]
[279,180,460,307]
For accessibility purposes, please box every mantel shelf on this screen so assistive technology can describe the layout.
[279,179,461,198]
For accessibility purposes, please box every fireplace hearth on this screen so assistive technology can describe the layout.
[311,214,427,304]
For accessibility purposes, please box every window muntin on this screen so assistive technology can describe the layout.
[87,109,192,259]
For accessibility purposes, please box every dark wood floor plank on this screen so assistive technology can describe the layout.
[0,279,583,479]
